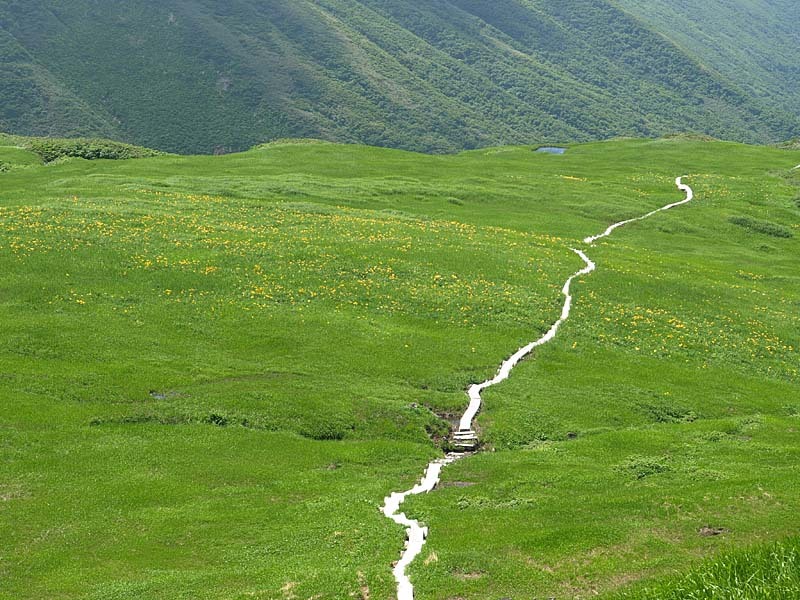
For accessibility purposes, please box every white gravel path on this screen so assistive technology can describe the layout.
[584,177,694,244]
[458,248,594,431]
[381,176,694,600]
[380,454,459,599]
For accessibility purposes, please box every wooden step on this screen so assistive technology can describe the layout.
[452,430,479,451]
[453,442,477,451]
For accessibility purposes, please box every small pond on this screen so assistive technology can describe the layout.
[535,146,567,154]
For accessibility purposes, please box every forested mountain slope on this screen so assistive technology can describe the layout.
[616,0,800,117]
[1,0,798,153]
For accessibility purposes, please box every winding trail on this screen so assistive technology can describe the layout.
[381,177,694,600]
[584,178,694,244]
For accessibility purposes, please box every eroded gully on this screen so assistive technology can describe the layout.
[381,177,694,600]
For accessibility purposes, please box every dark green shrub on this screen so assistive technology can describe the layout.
[25,137,163,163]
[203,413,229,427]
[729,216,793,238]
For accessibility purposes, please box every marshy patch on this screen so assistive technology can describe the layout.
[148,390,185,401]
[280,581,298,600]
[88,410,355,441]
[0,484,27,502]
[202,412,229,426]
[699,526,729,537]
[356,570,370,600]
[90,412,250,429]
[453,571,485,581]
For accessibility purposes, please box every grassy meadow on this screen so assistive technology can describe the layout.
[1,136,798,599]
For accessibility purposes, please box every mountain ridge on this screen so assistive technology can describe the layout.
[1,0,797,154]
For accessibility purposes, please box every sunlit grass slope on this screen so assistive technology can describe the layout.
[0,136,798,599]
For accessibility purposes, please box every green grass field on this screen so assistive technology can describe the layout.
[1,136,798,599]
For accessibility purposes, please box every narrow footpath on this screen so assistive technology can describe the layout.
[381,177,695,600]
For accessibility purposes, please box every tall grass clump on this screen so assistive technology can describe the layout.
[613,538,800,599]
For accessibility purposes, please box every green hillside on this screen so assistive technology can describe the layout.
[616,0,800,117]
[1,135,799,598]
[1,0,798,154]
